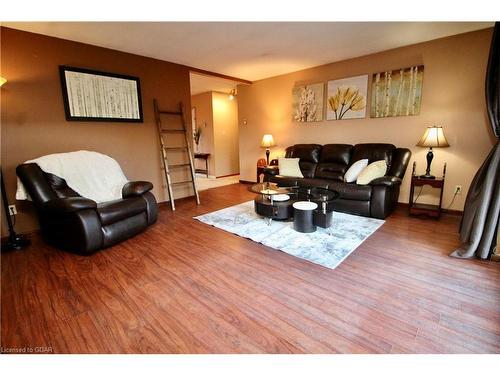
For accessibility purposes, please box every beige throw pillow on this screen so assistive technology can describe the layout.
[278,157,304,178]
[356,160,387,185]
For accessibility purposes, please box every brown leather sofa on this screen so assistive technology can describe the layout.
[264,143,411,219]
[16,163,158,254]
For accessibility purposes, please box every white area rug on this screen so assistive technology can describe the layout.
[194,201,385,269]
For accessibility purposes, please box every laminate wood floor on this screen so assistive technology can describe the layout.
[1,183,499,353]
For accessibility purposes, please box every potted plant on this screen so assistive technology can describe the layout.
[193,126,202,152]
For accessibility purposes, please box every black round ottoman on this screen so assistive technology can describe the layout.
[292,201,318,233]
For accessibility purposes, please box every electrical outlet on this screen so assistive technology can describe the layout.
[454,185,463,195]
[8,205,17,215]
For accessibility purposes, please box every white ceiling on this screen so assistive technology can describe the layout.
[189,73,239,96]
[4,22,493,81]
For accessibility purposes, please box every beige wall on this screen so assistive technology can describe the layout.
[212,92,239,177]
[191,91,239,177]
[191,92,216,176]
[1,27,193,236]
[237,28,496,211]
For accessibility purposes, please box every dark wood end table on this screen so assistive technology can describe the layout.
[409,176,445,218]
[256,159,278,182]
[194,153,210,178]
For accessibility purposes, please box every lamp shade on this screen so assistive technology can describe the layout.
[416,126,450,148]
[0,77,7,87]
[261,134,275,148]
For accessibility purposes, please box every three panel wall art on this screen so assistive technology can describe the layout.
[292,65,424,122]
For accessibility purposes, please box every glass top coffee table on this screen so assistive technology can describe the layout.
[249,182,339,226]
[288,186,339,230]
[249,182,292,203]
[249,182,294,224]
[287,186,339,213]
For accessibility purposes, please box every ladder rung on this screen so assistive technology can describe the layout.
[163,146,188,151]
[154,99,201,210]
[159,110,182,115]
[160,129,185,134]
[171,180,193,186]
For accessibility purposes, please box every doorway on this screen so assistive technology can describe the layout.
[189,72,241,191]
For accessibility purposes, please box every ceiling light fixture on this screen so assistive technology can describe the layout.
[228,89,237,101]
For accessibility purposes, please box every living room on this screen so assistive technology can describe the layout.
[1,1,499,373]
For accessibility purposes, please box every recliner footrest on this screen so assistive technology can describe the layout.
[97,197,147,226]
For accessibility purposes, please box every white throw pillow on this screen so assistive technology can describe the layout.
[356,160,387,185]
[344,159,369,183]
[279,157,304,178]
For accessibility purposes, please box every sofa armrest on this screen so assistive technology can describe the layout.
[369,176,402,187]
[263,166,279,176]
[41,197,97,214]
[122,181,153,198]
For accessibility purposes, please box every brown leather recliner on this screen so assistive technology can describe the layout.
[16,163,158,254]
[264,143,411,219]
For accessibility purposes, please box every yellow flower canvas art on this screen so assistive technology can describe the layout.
[327,75,368,120]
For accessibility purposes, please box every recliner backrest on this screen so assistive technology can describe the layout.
[315,144,353,181]
[351,143,396,167]
[44,172,80,199]
[284,144,322,178]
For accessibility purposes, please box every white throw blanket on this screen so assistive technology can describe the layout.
[16,150,129,203]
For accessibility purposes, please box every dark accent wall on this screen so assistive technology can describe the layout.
[1,27,192,235]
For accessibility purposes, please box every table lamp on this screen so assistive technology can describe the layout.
[261,134,276,166]
[416,126,450,179]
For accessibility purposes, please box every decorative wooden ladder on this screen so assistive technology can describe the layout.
[153,99,200,211]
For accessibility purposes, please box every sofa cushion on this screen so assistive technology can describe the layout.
[97,197,146,226]
[271,176,370,199]
[314,144,350,180]
[285,144,322,178]
[270,176,331,189]
[319,144,353,165]
[351,143,396,166]
[299,162,318,178]
[327,181,372,201]
[285,144,322,163]
[314,163,346,181]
